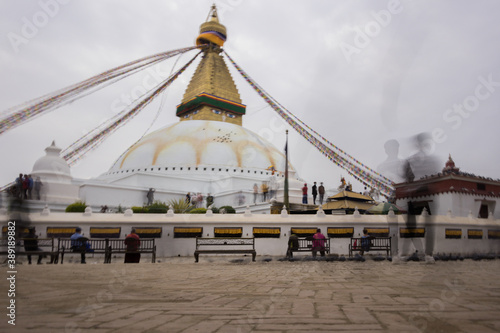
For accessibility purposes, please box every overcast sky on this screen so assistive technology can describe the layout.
[1,0,499,194]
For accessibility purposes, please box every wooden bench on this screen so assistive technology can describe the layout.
[0,238,59,264]
[59,238,111,264]
[349,237,391,257]
[287,237,331,257]
[106,238,156,263]
[194,237,256,263]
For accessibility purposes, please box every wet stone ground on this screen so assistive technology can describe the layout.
[1,255,500,332]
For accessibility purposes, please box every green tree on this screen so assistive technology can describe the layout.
[65,201,87,213]
[167,198,195,214]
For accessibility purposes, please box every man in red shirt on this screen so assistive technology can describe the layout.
[124,228,141,263]
[302,183,308,204]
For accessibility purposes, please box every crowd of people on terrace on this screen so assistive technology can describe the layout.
[11,173,43,200]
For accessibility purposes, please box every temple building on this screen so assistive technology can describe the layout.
[395,155,500,219]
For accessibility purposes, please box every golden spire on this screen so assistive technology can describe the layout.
[176,5,246,126]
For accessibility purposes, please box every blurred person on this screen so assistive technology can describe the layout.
[237,191,245,206]
[34,177,43,200]
[286,234,299,259]
[196,192,203,208]
[261,182,269,202]
[312,229,326,258]
[359,229,374,256]
[27,175,34,199]
[400,133,440,258]
[15,173,23,198]
[377,139,406,183]
[22,174,29,199]
[206,193,214,208]
[269,176,278,199]
[363,186,370,197]
[24,228,43,265]
[406,133,440,181]
[318,182,325,205]
[253,183,258,204]
[302,183,308,204]
[146,188,155,205]
[312,182,318,205]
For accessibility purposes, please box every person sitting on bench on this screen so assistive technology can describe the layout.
[286,234,299,258]
[360,229,373,255]
[312,229,326,258]
[24,228,43,265]
[124,228,141,263]
[70,227,87,264]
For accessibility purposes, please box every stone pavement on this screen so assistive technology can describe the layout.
[1,255,500,333]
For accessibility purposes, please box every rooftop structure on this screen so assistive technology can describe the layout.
[321,190,376,214]
[395,155,500,218]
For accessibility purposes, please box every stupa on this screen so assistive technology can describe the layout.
[79,5,304,211]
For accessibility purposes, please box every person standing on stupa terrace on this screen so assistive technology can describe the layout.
[27,174,34,199]
[146,188,155,205]
[261,182,269,202]
[302,183,308,204]
[318,182,325,205]
[312,182,318,205]
[253,183,258,204]
[34,177,43,200]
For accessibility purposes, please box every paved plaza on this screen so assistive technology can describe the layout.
[2,255,500,332]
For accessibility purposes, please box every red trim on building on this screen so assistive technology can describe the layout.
[395,173,500,200]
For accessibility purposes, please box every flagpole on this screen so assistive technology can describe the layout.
[284,130,289,213]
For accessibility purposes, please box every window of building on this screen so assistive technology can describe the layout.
[327,227,354,238]
[46,227,78,238]
[468,229,483,239]
[174,227,202,238]
[488,230,500,239]
[214,227,242,238]
[90,227,121,239]
[445,228,462,239]
[400,228,426,238]
[133,227,162,238]
[364,228,389,237]
[253,227,281,238]
[290,227,317,237]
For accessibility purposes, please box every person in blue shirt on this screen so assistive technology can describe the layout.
[70,227,87,264]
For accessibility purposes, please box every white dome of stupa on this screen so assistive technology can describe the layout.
[32,141,72,183]
[103,120,295,178]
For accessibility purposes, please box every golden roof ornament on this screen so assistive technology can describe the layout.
[196,4,227,48]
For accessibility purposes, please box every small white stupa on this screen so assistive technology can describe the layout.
[31,141,80,209]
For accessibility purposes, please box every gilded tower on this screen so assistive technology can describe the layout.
[176,5,246,126]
